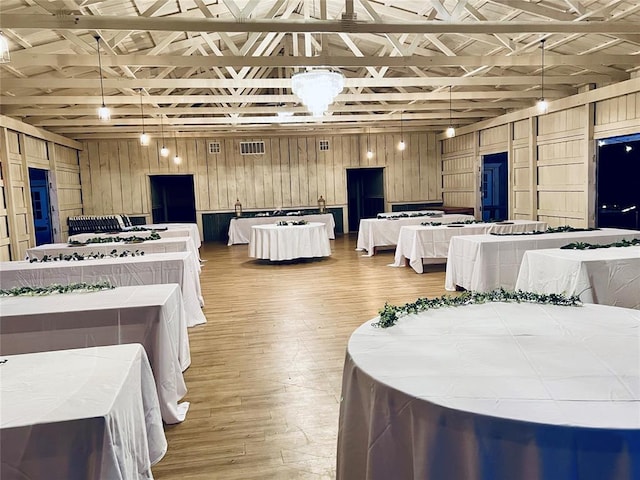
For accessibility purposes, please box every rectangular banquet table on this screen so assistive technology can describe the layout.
[0,284,190,423]
[445,228,640,292]
[249,222,331,261]
[137,222,201,251]
[0,344,167,480]
[515,245,640,309]
[356,213,475,256]
[392,220,548,273]
[0,251,206,327]
[338,302,640,480]
[228,213,335,245]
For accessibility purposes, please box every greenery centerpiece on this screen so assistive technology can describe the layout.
[0,281,115,297]
[561,238,640,250]
[491,225,598,236]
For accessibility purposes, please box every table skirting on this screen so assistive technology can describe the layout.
[228,213,336,245]
[249,222,331,261]
[0,284,190,423]
[337,302,640,480]
[515,246,640,309]
[445,228,640,292]
[0,344,167,480]
[0,251,206,327]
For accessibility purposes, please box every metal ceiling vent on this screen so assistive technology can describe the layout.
[239,141,265,155]
[208,141,221,154]
[319,140,330,151]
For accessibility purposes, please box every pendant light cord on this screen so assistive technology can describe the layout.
[540,39,546,101]
[139,89,145,133]
[95,36,106,107]
[449,85,452,126]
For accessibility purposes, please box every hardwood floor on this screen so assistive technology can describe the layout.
[152,234,451,480]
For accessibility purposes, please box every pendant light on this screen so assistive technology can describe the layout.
[366,128,373,159]
[0,31,10,64]
[173,133,181,165]
[159,113,169,157]
[445,86,455,138]
[536,39,548,114]
[94,35,110,121]
[398,112,406,151]
[138,89,150,146]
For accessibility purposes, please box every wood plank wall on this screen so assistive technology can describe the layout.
[79,131,441,230]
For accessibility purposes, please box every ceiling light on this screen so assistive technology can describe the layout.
[138,89,150,146]
[398,112,406,151]
[0,31,10,64]
[366,128,373,159]
[536,39,548,114]
[159,113,169,157]
[291,69,344,117]
[626,145,633,153]
[445,86,455,138]
[94,35,110,121]
[173,133,181,164]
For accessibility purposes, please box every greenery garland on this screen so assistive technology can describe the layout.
[0,281,115,297]
[124,226,168,232]
[378,212,442,219]
[560,238,640,250]
[420,219,484,226]
[491,225,598,236]
[276,220,308,226]
[374,289,581,328]
[69,231,161,245]
[28,249,145,263]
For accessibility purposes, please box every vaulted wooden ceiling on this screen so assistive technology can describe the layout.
[0,0,639,139]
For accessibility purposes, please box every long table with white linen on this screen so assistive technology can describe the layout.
[0,284,191,423]
[515,245,640,309]
[356,214,475,256]
[0,344,167,480]
[228,213,335,245]
[0,251,206,327]
[445,228,640,292]
[393,220,548,273]
[337,302,640,480]
[249,222,331,261]
[138,222,201,253]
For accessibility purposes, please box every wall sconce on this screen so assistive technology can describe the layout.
[318,195,327,213]
[235,198,243,217]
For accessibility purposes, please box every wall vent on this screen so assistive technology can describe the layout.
[239,141,265,155]
[208,141,221,154]
[319,140,330,151]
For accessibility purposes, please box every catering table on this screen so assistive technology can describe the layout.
[337,302,640,480]
[249,222,331,261]
[445,228,640,292]
[0,344,167,480]
[0,284,190,423]
[228,213,335,245]
[376,210,443,218]
[515,246,640,309]
[392,220,548,273]
[356,214,475,256]
[0,251,206,327]
[138,223,201,254]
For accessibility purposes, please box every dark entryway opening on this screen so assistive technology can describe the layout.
[481,152,508,222]
[347,167,385,232]
[149,175,196,224]
[29,168,53,245]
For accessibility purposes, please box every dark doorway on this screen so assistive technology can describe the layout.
[347,168,385,232]
[481,152,508,222]
[28,168,53,245]
[597,134,640,230]
[149,175,197,224]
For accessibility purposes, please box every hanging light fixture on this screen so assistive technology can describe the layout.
[0,31,10,64]
[94,35,110,121]
[536,39,548,114]
[173,133,181,165]
[398,111,406,151]
[366,128,373,159]
[138,89,150,146]
[445,86,456,138]
[291,69,344,117]
[159,113,169,157]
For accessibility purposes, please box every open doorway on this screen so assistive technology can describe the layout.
[28,168,53,245]
[149,175,196,224]
[597,133,640,230]
[481,152,508,222]
[347,167,385,232]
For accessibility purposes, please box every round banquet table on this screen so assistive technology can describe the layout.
[337,302,640,480]
[249,222,331,261]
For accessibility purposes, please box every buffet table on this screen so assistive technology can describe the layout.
[0,251,206,327]
[515,246,640,309]
[356,214,475,256]
[337,302,640,480]
[392,220,548,273]
[249,222,331,261]
[228,213,335,245]
[0,284,190,423]
[445,228,640,291]
[0,344,167,480]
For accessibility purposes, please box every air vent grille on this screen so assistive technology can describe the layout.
[239,141,265,155]
[208,142,221,154]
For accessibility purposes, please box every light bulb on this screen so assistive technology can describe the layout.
[173,154,181,165]
[536,98,548,114]
[445,126,456,138]
[398,139,406,151]
[366,150,373,159]
[98,105,111,121]
[140,133,150,146]
[160,146,169,157]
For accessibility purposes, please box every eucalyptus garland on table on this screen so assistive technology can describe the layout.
[420,219,484,226]
[490,225,599,236]
[124,226,167,232]
[69,231,161,245]
[0,281,115,297]
[276,220,308,226]
[378,212,442,219]
[374,288,581,328]
[28,250,145,263]
[560,238,640,250]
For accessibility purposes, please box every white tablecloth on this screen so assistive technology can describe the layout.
[0,251,206,327]
[228,213,336,245]
[337,302,640,480]
[0,344,167,480]
[249,222,331,261]
[516,246,640,309]
[356,214,475,256]
[393,220,549,273]
[445,228,640,292]
[0,284,191,423]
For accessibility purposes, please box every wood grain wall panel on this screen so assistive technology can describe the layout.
[479,125,508,150]
[513,120,529,140]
